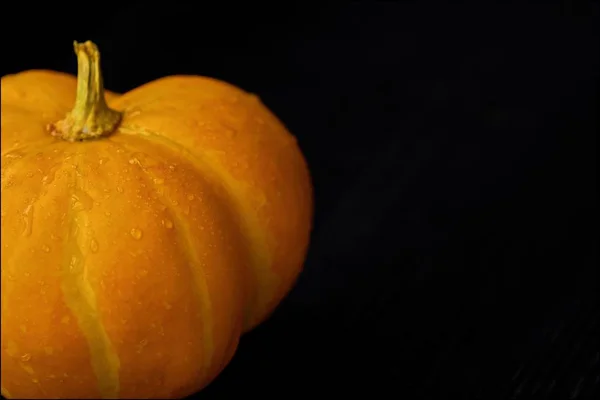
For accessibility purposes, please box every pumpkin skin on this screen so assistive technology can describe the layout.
[0,42,312,399]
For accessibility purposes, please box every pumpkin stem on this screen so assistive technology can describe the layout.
[49,41,122,142]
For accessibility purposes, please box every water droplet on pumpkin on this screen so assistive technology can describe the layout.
[187,194,195,201]
[71,190,94,212]
[90,239,99,253]
[116,187,124,193]
[130,228,143,240]
[105,211,111,217]
[136,338,148,353]
[3,151,23,160]
[99,157,109,165]
[153,178,164,185]
[41,245,51,253]
[21,353,31,362]
[162,219,173,229]
[69,255,83,273]
[22,204,34,237]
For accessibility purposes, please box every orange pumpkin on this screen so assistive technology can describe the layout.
[1,41,313,399]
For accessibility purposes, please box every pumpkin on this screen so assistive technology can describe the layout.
[0,41,313,399]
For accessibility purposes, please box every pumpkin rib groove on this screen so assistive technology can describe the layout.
[59,160,121,399]
[118,143,217,388]
[116,126,273,329]
[106,137,249,395]
[144,174,215,392]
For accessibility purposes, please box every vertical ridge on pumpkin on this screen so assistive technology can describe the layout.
[116,127,276,331]
[60,160,120,399]
[128,151,216,387]
[106,136,250,393]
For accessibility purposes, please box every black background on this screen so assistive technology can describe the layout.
[1,2,598,399]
